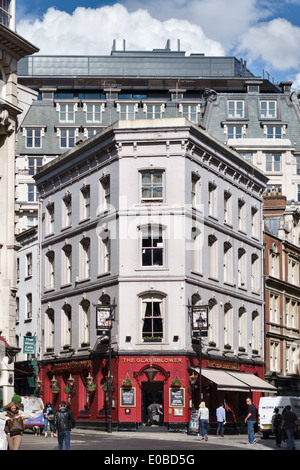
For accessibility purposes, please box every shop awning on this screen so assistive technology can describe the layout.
[190,368,277,393]
[228,371,277,393]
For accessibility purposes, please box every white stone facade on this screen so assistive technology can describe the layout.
[34,119,268,364]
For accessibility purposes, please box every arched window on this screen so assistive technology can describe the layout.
[79,299,90,346]
[141,293,164,342]
[62,244,72,285]
[45,308,55,351]
[62,304,71,347]
[224,302,233,347]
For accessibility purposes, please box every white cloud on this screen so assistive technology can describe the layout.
[16,4,225,56]
[123,0,272,48]
[237,18,300,71]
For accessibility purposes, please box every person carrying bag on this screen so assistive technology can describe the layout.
[0,401,29,450]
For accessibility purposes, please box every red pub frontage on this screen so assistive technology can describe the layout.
[37,352,276,433]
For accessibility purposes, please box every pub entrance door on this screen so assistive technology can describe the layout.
[141,381,164,426]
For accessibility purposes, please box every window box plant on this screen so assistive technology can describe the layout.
[143,336,162,342]
[224,344,232,350]
[208,341,216,347]
[252,349,259,355]
[46,346,54,353]
[238,346,246,352]
[63,344,71,350]
[81,341,90,348]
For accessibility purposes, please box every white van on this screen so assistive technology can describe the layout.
[258,396,300,438]
[20,397,44,434]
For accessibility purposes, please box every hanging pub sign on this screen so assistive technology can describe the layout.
[23,336,36,355]
[192,305,208,331]
[96,305,113,330]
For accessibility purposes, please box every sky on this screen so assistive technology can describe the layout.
[15,0,300,89]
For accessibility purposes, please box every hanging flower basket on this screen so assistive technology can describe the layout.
[101,382,108,392]
[171,379,181,388]
[121,378,133,388]
[63,386,72,394]
[51,386,60,394]
[86,383,97,393]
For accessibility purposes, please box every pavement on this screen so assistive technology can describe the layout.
[69,427,298,451]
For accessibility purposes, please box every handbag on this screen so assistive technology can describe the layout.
[5,416,25,436]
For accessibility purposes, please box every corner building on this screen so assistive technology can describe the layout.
[34,118,275,431]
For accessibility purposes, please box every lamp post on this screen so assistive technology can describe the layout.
[187,302,208,404]
[95,302,116,433]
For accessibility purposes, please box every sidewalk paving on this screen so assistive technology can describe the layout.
[71,428,298,450]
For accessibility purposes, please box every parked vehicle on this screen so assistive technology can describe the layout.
[20,396,44,434]
[258,395,300,438]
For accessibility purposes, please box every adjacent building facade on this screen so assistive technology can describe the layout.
[0,2,38,405]
[33,118,274,431]
[264,190,300,395]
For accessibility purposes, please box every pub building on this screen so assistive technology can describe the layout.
[34,119,276,432]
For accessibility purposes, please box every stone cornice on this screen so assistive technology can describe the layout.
[0,24,39,60]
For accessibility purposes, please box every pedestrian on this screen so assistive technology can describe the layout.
[43,401,54,438]
[216,402,226,437]
[198,401,209,441]
[271,407,282,447]
[0,401,29,450]
[281,405,298,450]
[244,397,258,445]
[147,403,163,426]
[53,400,75,450]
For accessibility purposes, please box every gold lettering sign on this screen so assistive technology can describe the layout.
[122,357,183,364]
[207,360,240,370]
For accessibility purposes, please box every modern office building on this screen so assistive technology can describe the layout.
[33,118,276,431]
[16,41,300,235]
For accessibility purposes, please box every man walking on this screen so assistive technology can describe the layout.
[216,403,226,437]
[147,403,163,426]
[53,401,75,450]
[281,405,298,450]
[244,397,257,445]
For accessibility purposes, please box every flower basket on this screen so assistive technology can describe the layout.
[51,386,60,394]
[101,383,108,392]
[121,378,133,388]
[63,386,72,394]
[86,384,97,392]
[171,379,181,388]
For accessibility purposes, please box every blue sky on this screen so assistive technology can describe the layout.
[16,0,300,88]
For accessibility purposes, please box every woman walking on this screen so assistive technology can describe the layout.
[198,401,209,441]
[0,401,29,450]
[43,401,54,438]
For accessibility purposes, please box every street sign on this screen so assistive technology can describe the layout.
[23,336,36,355]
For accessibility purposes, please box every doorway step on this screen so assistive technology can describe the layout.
[137,425,168,433]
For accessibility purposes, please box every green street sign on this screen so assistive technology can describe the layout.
[23,336,36,354]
